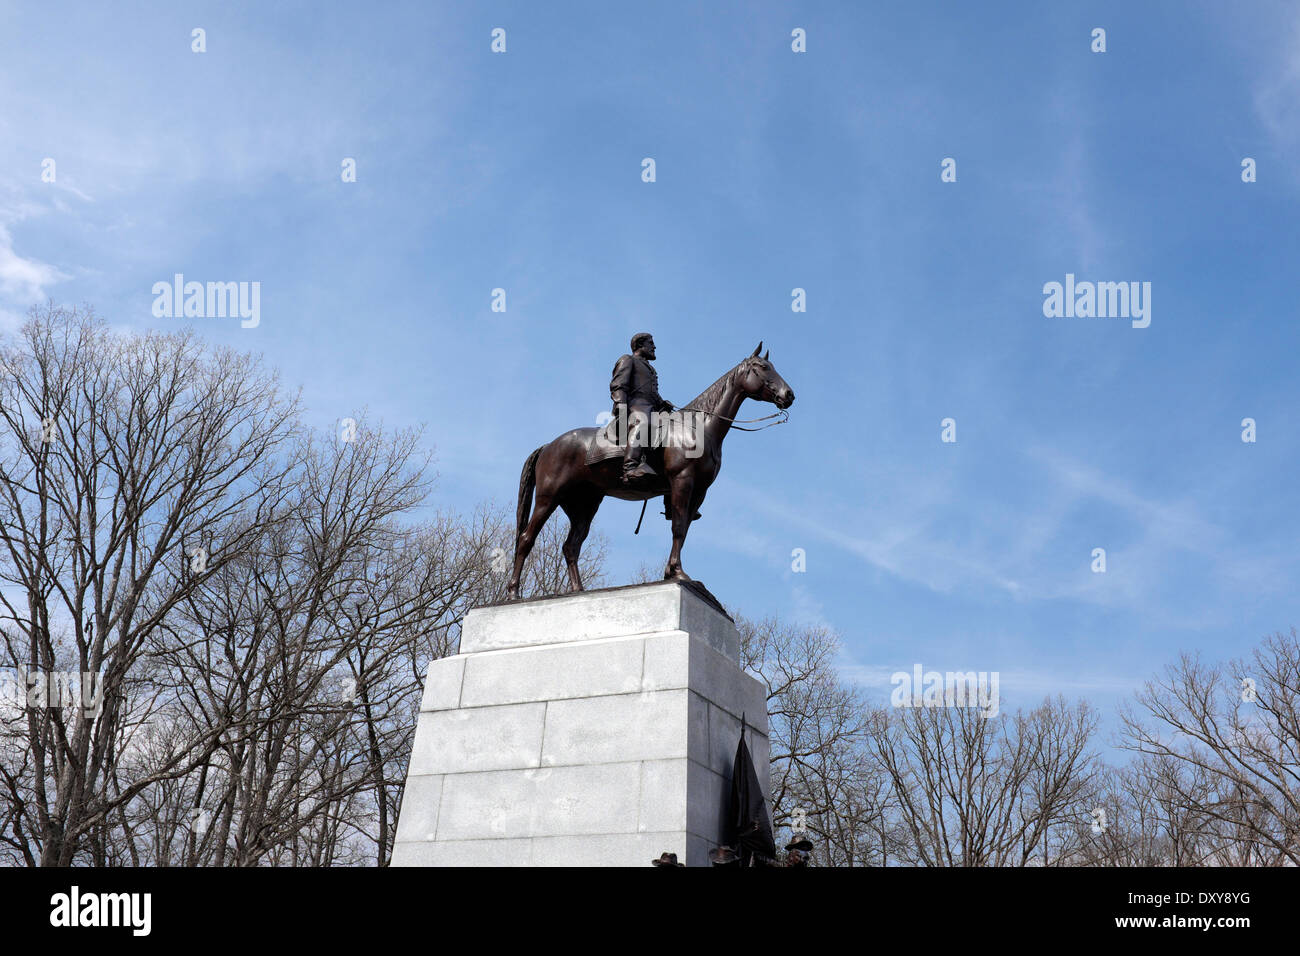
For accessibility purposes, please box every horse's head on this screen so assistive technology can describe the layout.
[737,341,795,409]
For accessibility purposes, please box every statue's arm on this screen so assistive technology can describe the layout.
[610,355,633,405]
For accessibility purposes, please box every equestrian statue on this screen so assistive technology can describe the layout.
[506,336,795,599]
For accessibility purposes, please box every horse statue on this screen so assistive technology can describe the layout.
[506,342,795,599]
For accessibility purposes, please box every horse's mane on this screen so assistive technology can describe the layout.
[684,362,741,413]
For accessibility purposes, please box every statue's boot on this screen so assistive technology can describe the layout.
[622,443,657,483]
[623,460,657,482]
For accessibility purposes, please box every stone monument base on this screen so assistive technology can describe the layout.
[391,580,770,867]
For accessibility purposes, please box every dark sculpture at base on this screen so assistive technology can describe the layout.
[728,721,777,866]
[506,340,795,598]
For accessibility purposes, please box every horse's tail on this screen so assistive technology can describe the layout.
[515,446,544,547]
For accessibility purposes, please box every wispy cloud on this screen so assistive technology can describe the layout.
[729,442,1291,628]
[0,223,66,306]
[1253,9,1300,164]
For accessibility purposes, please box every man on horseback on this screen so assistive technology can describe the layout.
[507,338,794,600]
[610,332,674,484]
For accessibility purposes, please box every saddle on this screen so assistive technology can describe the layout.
[584,412,700,467]
[585,417,628,466]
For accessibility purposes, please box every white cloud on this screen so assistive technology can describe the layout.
[727,442,1291,631]
[0,223,66,304]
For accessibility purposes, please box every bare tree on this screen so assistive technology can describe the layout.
[738,615,889,866]
[867,696,1100,866]
[0,304,300,866]
[0,305,607,867]
[1117,630,1300,865]
[1072,756,1228,866]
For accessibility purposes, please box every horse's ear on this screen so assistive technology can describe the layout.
[751,341,763,357]
[762,349,769,360]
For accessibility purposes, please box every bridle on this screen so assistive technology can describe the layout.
[675,364,791,432]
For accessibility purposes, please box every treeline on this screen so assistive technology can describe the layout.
[0,305,600,866]
[0,306,1294,867]
[752,620,1300,866]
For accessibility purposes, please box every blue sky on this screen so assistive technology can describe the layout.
[2,1,1297,737]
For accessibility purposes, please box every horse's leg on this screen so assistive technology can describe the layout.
[559,491,602,592]
[508,491,558,598]
[663,475,695,581]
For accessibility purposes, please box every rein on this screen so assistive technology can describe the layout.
[675,405,790,431]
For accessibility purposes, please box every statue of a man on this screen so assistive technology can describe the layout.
[610,332,674,483]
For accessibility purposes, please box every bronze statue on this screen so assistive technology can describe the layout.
[506,339,794,598]
[610,332,673,483]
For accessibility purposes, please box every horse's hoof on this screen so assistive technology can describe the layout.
[664,570,693,583]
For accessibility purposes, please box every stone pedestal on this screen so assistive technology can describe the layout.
[391,581,770,867]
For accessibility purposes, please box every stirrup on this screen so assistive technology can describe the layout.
[623,462,656,483]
